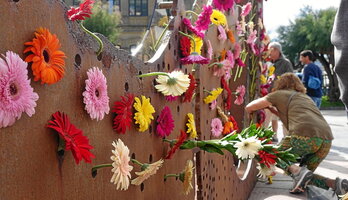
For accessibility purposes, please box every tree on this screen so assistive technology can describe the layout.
[277,7,340,101]
[83,2,122,44]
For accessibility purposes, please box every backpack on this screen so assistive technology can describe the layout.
[308,75,321,89]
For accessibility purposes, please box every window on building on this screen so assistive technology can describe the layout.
[129,0,148,16]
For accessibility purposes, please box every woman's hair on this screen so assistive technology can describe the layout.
[273,72,306,93]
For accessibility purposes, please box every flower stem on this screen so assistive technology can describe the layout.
[203,89,212,95]
[80,22,103,56]
[178,31,196,54]
[131,159,144,167]
[234,66,240,82]
[208,62,223,68]
[164,173,180,181]
[92,163,113,171]
[185,10,199,17]
[138,72,170,78]
[154,22,170,50]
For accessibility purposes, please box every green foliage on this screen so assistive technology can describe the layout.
[83,2,122,44]
[321,96,345,108]
[277,7,337,63]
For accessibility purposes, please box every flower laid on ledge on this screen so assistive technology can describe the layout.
[257,163,276,179]
[203,87,223,104]
[234,85,245,105]
[131,159,164,186]
[133,95,155,132]
[91,139,133,190]
[47,111,95,164]
[112,93,135,134]
[171,125,297,178]
[138,71,190,97]
[165,130,187,159]
[164,160,194,195]
[24,28,66,84]
[183,74,196,103]
[0,51,39,128]
[156,106,174,138]
[213,0,234,12]
[83,67,110,121]
[211,118,223,137]
[234,135,262,159]
[186,113,197,139]
[67,0,103,56]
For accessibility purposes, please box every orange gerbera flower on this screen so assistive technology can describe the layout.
[24,28,66,84]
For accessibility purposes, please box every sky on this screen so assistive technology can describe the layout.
[263,0,340,39]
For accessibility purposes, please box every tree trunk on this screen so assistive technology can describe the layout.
[316,53,340,101]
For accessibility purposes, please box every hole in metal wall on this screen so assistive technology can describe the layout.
[153,79,156,86]
[138,71,143,80]
[167,64,170,71]
[177,106,180,113]
[140,183,145,191]
[125,82,129,91]
[97,52,103,61]
[168,42,171,50]
[179,64,182,69]
[162,61,165,69]
[157,64,160,71]
[149,154,153,163]
[185,68,187,73]
[74,54,82,70]
[131,153,136,159]
[149,125,152,134]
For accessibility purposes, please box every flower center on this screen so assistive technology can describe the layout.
[43,49,50,63]
[95,89,100,98]
[167,77,177,86]
[10,83,18,96]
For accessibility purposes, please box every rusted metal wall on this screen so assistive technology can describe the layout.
[0,0,257,199]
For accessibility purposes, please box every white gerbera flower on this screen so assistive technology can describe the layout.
[155,71,190,96]
[131,159,164,185]
[257,163,275,179]
[234,135,262,159]
[110,139,133,190]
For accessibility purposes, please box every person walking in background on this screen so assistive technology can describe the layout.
[263,42,294,141]
[331,0,348,123]
[245,73,348,196]
[300,50,323,108]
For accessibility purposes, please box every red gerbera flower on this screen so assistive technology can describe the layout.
[165,130,187,159]
[47,112,95,164]
[180,36,191,57]
[229,115,239,132]
[258,150,277,168]
[112,93,135,134]
[183,74,196,102]
[67,0,95,21]
[156,106,175,137]
[221,77,232,110]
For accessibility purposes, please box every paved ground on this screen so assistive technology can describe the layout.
[248,110,348,200]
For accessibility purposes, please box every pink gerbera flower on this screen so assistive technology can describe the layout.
[83,67,110,120]
[156,106,174,137]
[234,85,246,105]
[182,18,205,39]
[181,53,210,65]
[240,2,252,17]
[195,5,213,31]
[211,118,223,137]
[165,95,179,102]
[233,42,242,58]
[213,0,234,11]
[67,0,95,21]
[218,25,227,41]
[210,100,217,110]
[0,51,39,128]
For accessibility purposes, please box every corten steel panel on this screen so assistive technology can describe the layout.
[0,0,259,199]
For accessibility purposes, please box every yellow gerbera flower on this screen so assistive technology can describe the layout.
[210,9,227,27]
[186,113,197,139]
[203,88,223,104]
[268,66,275,76]
[190,35,203,55]
[181,160,194,195]
[260,74,267,84]
[133,95,155,132]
